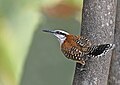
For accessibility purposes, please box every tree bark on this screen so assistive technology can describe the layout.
[108,0,120,85]
[73,0,117,85]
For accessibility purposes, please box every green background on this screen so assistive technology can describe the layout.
[21,14,80,85]
[0,0,82,85]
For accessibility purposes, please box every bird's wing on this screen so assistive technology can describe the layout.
[61,35,92,65]
[75,36,91,47]
[74,35,92,54]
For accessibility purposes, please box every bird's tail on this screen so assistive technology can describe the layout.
[88,44,115,57]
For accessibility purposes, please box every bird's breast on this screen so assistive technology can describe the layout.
[61,37,83,60]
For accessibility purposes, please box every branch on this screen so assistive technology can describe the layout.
[108,0,120,85]
[73,0,117,85]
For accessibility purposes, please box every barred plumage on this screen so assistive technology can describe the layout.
[43,29,115,65]
[61,35,91,65]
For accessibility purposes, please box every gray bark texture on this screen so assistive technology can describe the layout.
[108,0,120,85]
[73,0,117,85]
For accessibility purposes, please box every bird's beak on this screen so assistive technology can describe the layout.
[42,30,55,34]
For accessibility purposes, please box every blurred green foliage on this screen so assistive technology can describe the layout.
[0,0,83,85]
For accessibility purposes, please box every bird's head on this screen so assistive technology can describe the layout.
[43,29,69,44]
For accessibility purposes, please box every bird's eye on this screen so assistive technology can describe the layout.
[56,31,61,34]
[56,31,66,36]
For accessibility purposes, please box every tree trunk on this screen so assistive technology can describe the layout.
[73,0,117,85]
[108,0,120,85]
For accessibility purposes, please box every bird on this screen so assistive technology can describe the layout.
[42,29,115,65]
